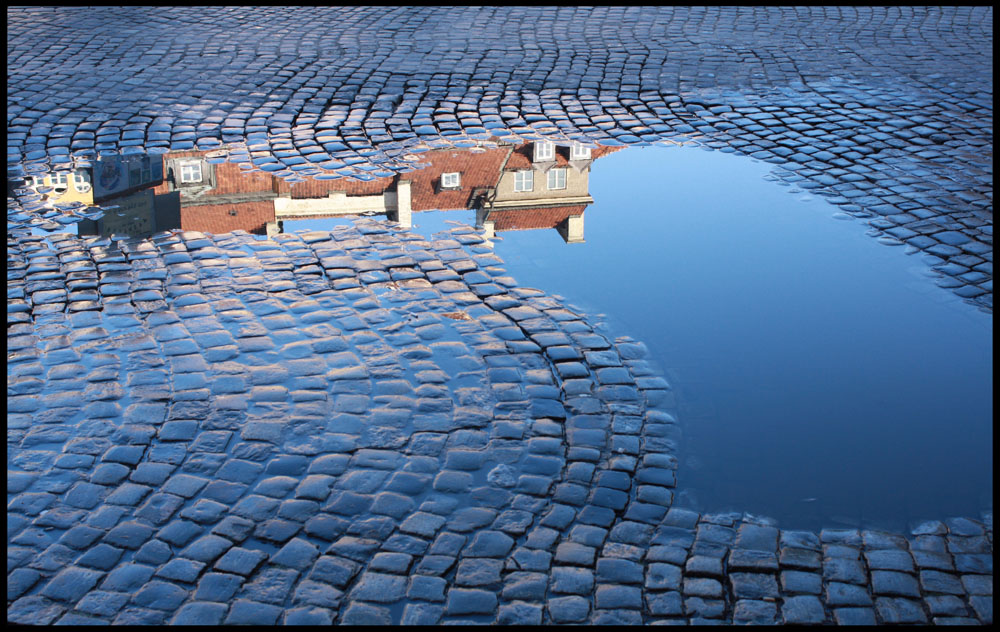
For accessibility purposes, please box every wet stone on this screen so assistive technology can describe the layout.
[961,574,992,595]
[926,595,969,617]
[596,557,644,584]
[782,594,827,624]
[730,572,780,600]
[875,597,929,624]
[824,556,867,584]
[825,581,873,607]
[8,597,66,625]
[685,555,724,577]
[350,572,408,603]
[464,530,515,557]
[968,595,993,623]
[728,549,779,572]
[455,558,504,587]
[40,566,104,603]
[497,601,543,625]
[445,587,498,615]
[225,600,283,625]
[548,595,591,623]
[684,596,726,619]
[871,570,921,597]
[781,547,822,570]
[171,602,229,625]
[733,599,778,625]
[781,569,823,594]
[919,569,965,595]
[131,580,190,611]
[684,577,724,598]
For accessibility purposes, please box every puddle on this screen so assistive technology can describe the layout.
[479,145,993,532]
[11,139,993,532]
[281,142,993,532]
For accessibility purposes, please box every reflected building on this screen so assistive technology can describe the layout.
[479,141,610,244]
[23,169,94,206]
[77,140,620,241]
[75,153,173,238]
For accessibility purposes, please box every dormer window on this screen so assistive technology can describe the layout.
[514,170,533,192]
[533,141,555,162]
[441,172,461,189]
[179,161,203,183]
[570,144,592,160]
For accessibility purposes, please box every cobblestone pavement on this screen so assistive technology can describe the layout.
[6,5,994,626]
[6,6,993,309]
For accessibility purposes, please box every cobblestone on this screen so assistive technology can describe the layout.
[6,5,994,625]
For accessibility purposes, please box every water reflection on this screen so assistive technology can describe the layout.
[485,145,992,531]
[53,141,621,242]
[8,139,991,531]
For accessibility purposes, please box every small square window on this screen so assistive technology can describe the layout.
[570,144,592,160]
[514,170,533,192]
[533,141,555,162]
[547,167,567,190]
[51,172,69,188]
[441,172,461,188]
[179,162,203,183]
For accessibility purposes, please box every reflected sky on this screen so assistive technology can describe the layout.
[474,145,993,531]
[286,143,993,531]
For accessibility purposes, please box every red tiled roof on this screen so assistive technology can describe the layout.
[407,147,510,211]
[505,144,551,170]
[278,176,393,198]
[180,201,275,235]
[489,205,587,232]
[151,151,276,197]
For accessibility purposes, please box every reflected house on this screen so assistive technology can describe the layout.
[151,150,281,236]
[273,142,619,243]
[97,140,618,241]
[24,169,94,206]
[478,141,621,243]
[77,154,169,238]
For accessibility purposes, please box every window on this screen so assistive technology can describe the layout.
[441,172,461,188]
[533,141,555,162]
[73,170,92,193]
[179,161,203,183]
[570,144,592,160]
[547,167,567,190]
[514,170,533,192]
[51,172,69,189]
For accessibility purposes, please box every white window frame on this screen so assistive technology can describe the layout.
[533,141,555,162]
[514,170,533,192]
[547,167,567,190]
[441,172,461,188]
[570,144,592,160]
[51,173,69,189]
[179,161,203,184]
